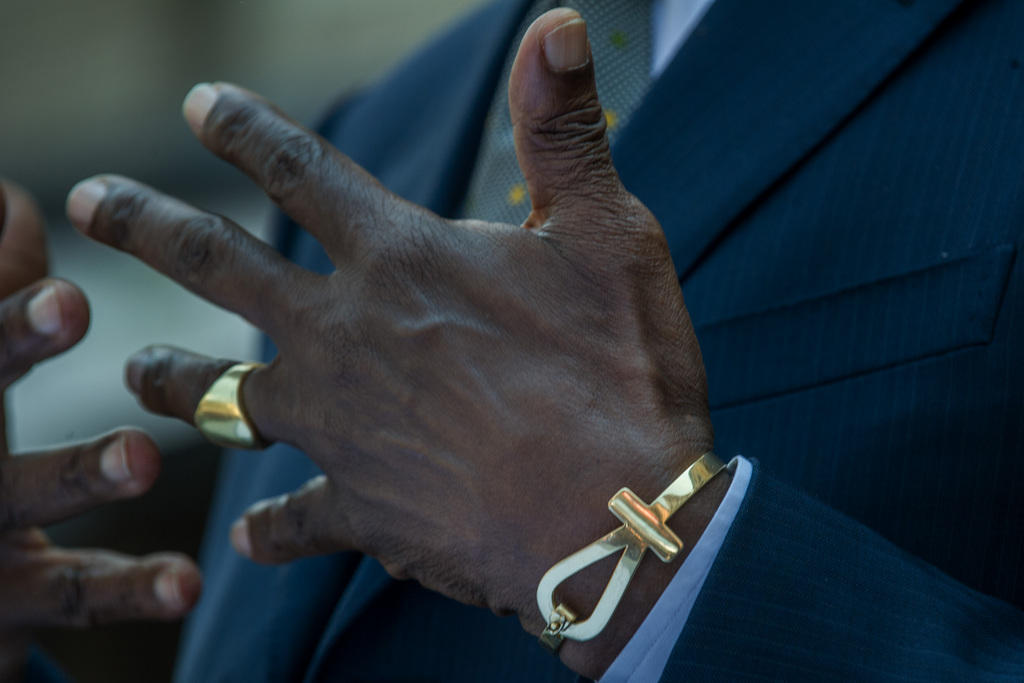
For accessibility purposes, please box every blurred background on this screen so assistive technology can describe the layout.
[1,1,484,680]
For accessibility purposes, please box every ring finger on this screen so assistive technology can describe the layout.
[124,346,287,448]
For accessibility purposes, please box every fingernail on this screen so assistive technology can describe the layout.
[154,569,185,609]
[125,352,146,394]
[230,518,252,558]
[183,83,218,134]
[100,437,133,483]
[543,17,589,71]
[27,285,62,336]
[66,179,106,232]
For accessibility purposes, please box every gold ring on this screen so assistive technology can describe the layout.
[194,362,269,449]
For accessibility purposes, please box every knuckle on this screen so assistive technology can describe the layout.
[525,102,620,192]
[530,101,608,154]
[171,215,231,285]
[138,348,176,414]
[54,565,95,626]
[209,100,261,159]
[262,134,323,204]
[57,446,96,498]
[97,187,147,247]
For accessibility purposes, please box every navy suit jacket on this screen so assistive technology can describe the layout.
[164,0,1024,680]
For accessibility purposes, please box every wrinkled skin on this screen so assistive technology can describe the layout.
[0,182,200,682]
[67,9,726,677]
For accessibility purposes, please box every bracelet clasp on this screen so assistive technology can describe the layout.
[537,452,726,653]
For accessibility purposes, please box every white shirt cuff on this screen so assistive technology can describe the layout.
[600,455,753,683]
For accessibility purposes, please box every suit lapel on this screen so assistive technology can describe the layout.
[613,0,966,280]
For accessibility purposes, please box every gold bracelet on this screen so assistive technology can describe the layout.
[536,452,726,654]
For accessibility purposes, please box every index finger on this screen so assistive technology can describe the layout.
[183,82,410,261]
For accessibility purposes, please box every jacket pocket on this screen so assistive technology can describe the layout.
[698,244,1016,408]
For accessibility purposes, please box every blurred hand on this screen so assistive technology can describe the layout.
[0,182,200,682]
[66,9,726,677]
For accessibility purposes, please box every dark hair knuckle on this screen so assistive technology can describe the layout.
[262,135,321,203]
[172,215,225,283]
[56,565,87,624]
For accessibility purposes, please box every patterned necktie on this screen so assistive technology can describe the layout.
[459,0,653,223]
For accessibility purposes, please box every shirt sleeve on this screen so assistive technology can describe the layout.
[599,456,752,683]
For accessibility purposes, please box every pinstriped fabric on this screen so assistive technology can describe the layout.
[667,468,1024,680]
[682,0,1024,613]
[667,0,1024,678]
[170,0,1024,680]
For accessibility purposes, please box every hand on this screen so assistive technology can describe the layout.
[0,182,201,681]
[66,9,726,677]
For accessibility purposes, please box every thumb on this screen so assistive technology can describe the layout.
[509,9,622,228]
[231,476,344,564]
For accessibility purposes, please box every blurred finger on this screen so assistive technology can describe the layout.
[124,345,282,445]
[0,430,160,532]
[65,175,320,338]
[183,82,412,260]
[0,279,90,387]
[0,180,48,292]
[231,476,345,564]
[5,550,200,629]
